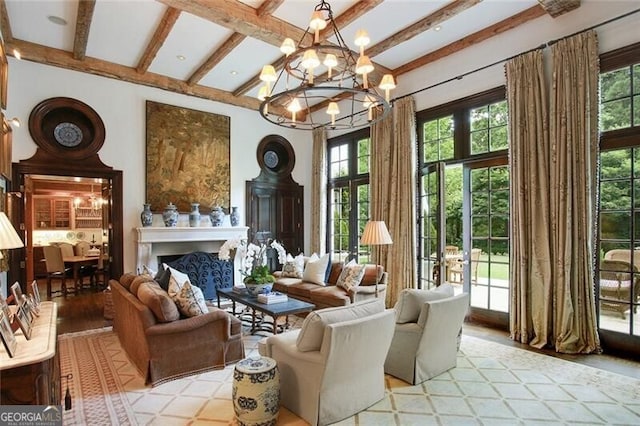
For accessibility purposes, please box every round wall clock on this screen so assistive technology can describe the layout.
[29,97,105,160]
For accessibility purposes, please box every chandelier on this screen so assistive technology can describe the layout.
[258,0,395,131]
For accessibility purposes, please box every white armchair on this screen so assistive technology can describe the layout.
[259,299,395,426]
[385,286,469,384]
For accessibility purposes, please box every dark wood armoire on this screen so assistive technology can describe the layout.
[246,135,303,259]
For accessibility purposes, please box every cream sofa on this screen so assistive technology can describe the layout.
[259,299,395,426]
[384,285,470,384]
[273,261,387,309]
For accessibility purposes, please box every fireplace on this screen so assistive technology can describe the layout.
[135,226,249,286]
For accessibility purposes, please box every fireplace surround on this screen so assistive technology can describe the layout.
[135,226,249,286]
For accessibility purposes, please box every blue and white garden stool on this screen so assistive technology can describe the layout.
[232,356,280,426]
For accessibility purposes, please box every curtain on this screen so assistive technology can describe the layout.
[310,128,327,254]
[371,97,417,307]
[550,31,601,353]
[506,49,553,348]
[506,30,601,354]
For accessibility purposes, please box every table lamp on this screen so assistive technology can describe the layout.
[0,212,24,295]
[360,220,392,297]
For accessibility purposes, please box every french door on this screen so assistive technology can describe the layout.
[419,159,510,326]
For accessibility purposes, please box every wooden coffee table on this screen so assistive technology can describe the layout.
[217,288,315,334]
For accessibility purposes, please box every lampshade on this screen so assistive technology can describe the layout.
[0,212,24,258]
[259,65,277,82]
[360,221,392,246]
[280,38,296,56]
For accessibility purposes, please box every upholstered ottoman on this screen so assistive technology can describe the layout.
[232,356,280,426]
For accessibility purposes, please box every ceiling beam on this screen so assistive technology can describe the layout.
[158,0,308,47]
[5,39,295,115]
[394,5,547,77]
[256,0,284,17]
[136,7,181,74]
[187,1,283,90]
[368,0,481,58]
[73,0,96,60]
[537,0,581,18]
[0,0,13,42]
[187,32,246,86]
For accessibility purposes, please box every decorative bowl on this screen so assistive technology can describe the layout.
[245,282,273,296]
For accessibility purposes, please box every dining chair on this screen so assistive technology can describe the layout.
[43,245,74,297]
[54,242,75,258]
[74,240,98,287]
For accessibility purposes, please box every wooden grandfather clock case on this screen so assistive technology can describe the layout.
[246,135,303,257]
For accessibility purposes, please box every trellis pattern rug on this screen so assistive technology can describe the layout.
[58,327,640,425]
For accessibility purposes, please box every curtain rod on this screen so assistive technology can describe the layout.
[395,7,640,102]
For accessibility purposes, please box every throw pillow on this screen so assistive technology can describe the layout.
[154,265,171,291]
[336,259,366,291]
[394,284,454,324]
[302,253,330,286]
[281,254,305,278]
[137,282,180,322]
[167,274,208,317]
[130,274,155,296]
[296,299,385,352]
[119,273,137,291]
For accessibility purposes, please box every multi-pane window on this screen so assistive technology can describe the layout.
[470,101,508,154]
[327,129,371,263]
[600,63,640,131]
[417,87,508,295]
[597,43,640,339]
[423,115,454,162]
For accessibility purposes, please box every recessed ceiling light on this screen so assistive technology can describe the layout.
[176,55,186,61]
[47,15,68,26]
[230,70,238,75]
[434,25,442,32]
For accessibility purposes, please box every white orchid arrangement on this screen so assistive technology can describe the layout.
[219,236,287,284]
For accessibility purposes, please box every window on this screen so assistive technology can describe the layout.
[327,129,371,263]
[597,43,640,337]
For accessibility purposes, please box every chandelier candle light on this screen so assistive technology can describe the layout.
[258,0,395,130]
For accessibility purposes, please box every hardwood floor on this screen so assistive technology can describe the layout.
[42,278,640,380]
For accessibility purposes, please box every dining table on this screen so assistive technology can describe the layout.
[63,255,101,289]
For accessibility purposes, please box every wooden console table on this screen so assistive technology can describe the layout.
[0,301,60,405]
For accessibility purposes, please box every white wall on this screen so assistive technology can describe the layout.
[401,1,640,113]
[7,60,313,273]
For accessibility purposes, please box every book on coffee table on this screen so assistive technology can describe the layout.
[232,284,247,294]
[257,292,288,304]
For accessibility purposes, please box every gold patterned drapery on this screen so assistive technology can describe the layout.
[371,97,417,307]
[506,30,601,354]
[310,128,327,254]
[549,31,600,353]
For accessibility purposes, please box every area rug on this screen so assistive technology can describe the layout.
[58,328,640,425]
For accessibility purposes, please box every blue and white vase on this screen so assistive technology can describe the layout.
[162,202,179,227]
[230,206,240,226]
[209,205,224,227]
[189,203,201,227]
[140,203,153,227]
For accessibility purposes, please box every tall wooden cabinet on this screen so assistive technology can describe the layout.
[246,135,304,257]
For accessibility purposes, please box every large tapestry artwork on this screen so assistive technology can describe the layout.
[145,101,230,213]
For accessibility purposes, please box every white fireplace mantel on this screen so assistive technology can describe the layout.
[135,226,249,285]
